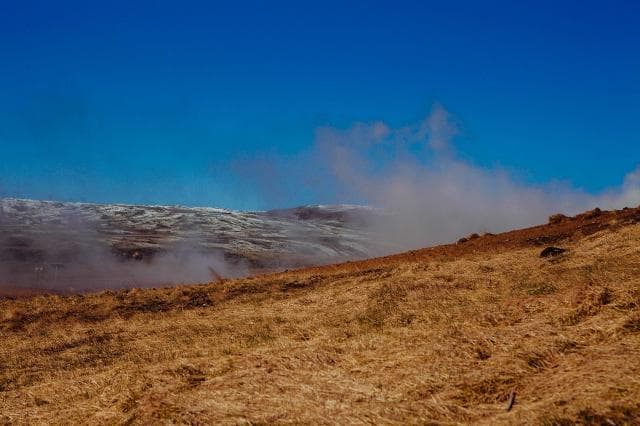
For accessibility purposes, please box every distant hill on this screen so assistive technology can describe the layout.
[0,198,389,290]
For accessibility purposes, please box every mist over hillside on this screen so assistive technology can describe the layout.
[0,198,392,291]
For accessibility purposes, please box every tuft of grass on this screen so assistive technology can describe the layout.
[622,315,640,333]
[356,282,407,329]
[527,282,557,296]
[549,213,569,224]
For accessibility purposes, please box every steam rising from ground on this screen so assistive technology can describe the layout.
[0,248,241,292]
[0,205,247,291]
[233,104,640,251]
[48,245,246,291]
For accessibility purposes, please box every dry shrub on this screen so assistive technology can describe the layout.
[515,280,557,296]
[562,286,615,326]
[549,213,569,224]
[621,315,640,333]
[456,372,519,404]
[542,404,640,425]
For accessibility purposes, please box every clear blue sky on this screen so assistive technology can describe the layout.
[1,0,638,209]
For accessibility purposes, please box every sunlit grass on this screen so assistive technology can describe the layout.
[1,217,640,424]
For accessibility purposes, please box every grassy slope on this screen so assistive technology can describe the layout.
[1,209,640,424]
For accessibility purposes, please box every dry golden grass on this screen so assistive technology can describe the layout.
[2,211,640,424]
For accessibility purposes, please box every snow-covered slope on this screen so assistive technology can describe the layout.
[0,198,387,290]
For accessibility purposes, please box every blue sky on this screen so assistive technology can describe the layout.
[0,0,638,209]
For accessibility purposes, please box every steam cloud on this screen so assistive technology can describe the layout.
[232,103,640,251]
[0,205,247,292]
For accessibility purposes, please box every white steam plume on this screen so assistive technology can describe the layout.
[231,103,640,252]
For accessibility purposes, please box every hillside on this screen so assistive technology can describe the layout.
[1,207,640,424]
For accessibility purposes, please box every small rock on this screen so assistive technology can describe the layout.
[540,246,567,258]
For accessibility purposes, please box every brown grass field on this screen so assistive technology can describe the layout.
[1,207,640,424]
